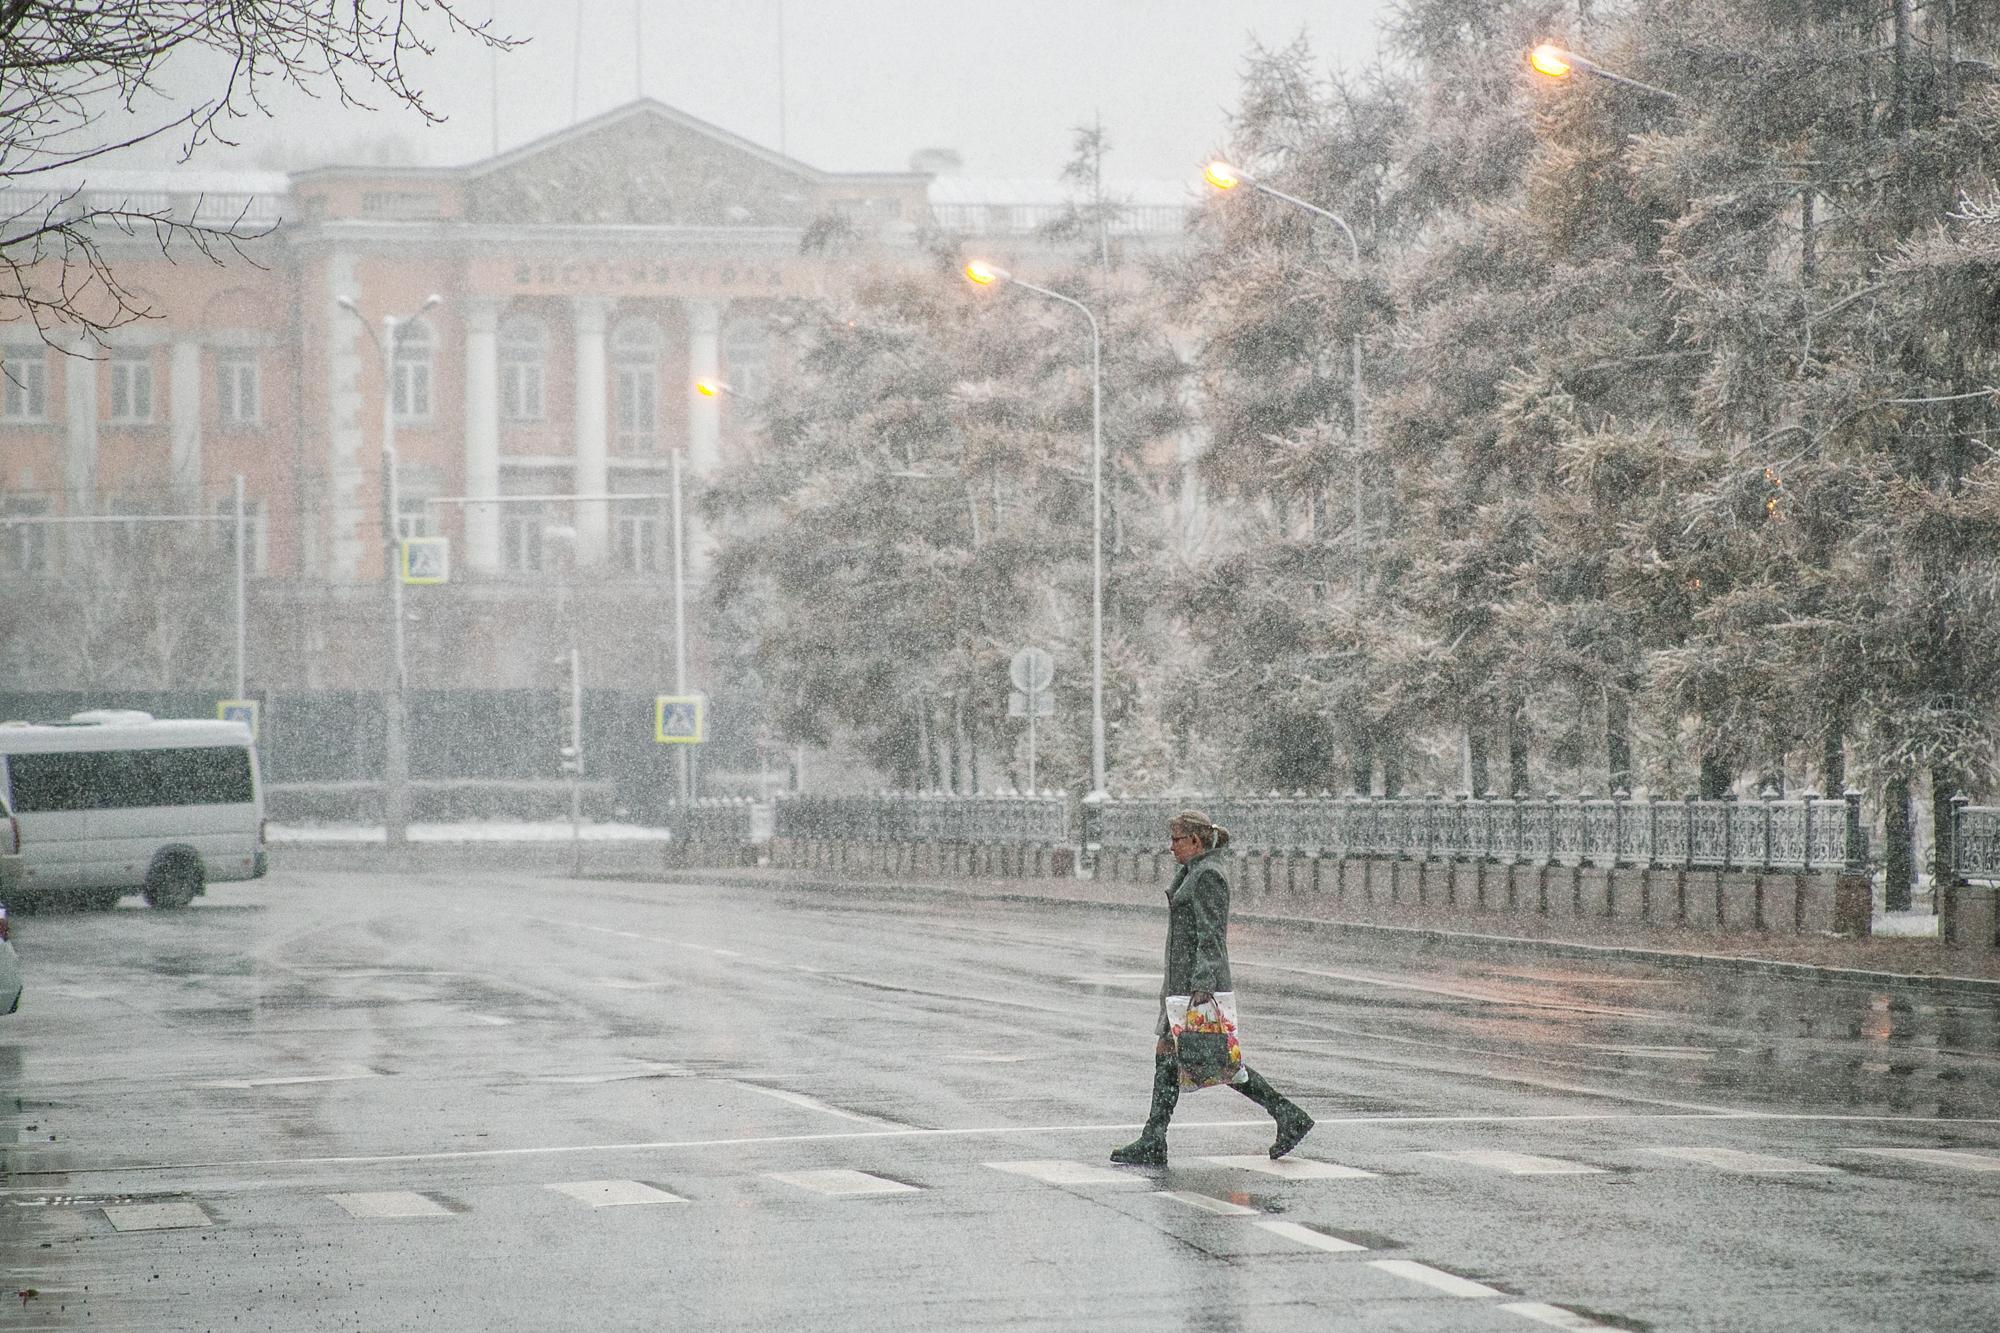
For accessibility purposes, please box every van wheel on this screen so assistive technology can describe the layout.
[143,858,202,910]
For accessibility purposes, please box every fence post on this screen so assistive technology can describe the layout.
[1843,788,1865,873]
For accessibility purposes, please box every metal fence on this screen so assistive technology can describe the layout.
[1089,792,1866,873]
[1953,803,2000,882]
[774,793,1071,846]
[662,798,764,846]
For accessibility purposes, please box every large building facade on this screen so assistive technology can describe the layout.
[0,102,1192,787]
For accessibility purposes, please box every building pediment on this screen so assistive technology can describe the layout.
[463,102,819,228]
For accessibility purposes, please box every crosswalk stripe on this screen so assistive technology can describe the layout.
[1501,1300,1624,1329]
[1856,1148,2000,1172]
[1157,1189,1260,1216]
[1368,1259,1503,1297]
[985,1160,1135,1186]
[102,1202,210,1232]
[765,1169,918,1196]
[1422,1150,1602,1176]
[1254,1219,1367,1252]
[327,1191,451,1218]
[545,1180,686,1207]
[1643,1147,1836,1174]
[1198,1154,1376,1179]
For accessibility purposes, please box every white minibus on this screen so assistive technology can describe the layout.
[0,710,267,909]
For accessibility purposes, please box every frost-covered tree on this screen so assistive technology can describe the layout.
[705,150,1188,794]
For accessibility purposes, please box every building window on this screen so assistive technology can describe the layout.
[395,496,435,543]
[722,320,768,402]
[216,351,260,427]
[3,498,50,574]
[615,512,660,574]
[3,348,47,421]
[612,319,660,453]
[498,316,546,422]
[500,508,545,573]
[109,354,154,423]
[392,318,434,422]
[213,495,267,574]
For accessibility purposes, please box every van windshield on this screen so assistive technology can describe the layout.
[6,747,254,812]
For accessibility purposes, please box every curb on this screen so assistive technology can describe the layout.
[651,866,2000,999]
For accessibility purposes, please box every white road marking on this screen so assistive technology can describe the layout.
[1368,1259,1503,1297]
[102,1202,210,1232]
[946,1052,1028,1063]
[1644,1146,1836,1173]
[1422,1150,1603,1176]
[591,978,675,990]
[1589,1045,1714,1060]
[1857,1147,2000,1172]
[545,1180,686,1207]
[766,1169,918,1196]
[1071,974,1160,986]
[729,1082,906,1127]
[1254,1219,1368,1252]
[200,1071,379,1090]
[985,1160,1135,1186]
[1157,1190,1259,1216]
[1248,960,1657,1020]
[1501,1301,1624,1330]
[36,1113,2000,1178]
[469,1014,511,1026]
[327,1191,452,1218]
[537,1062,689,1084]
[1198,1155,1376,1179]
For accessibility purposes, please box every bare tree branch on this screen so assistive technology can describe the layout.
[0,2,521,342]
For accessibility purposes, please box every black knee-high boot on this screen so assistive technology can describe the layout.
[1234,1067,1315,1159]
[1110,1053,1181,1165]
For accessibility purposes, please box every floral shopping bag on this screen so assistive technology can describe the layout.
[1167,992,1244,1090]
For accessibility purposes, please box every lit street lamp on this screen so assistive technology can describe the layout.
[338,292,442,847]
[1527,42,1681,101]
[1204,160,1368,573]
[962,260,1107,800]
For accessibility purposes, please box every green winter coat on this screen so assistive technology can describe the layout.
[1155,848,1233,1035]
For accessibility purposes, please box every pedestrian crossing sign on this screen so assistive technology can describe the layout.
[401,536,449,585]
[655,695,705,744]
[217,699,260,740]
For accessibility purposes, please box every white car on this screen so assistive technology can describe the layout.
[0,905,20,1016]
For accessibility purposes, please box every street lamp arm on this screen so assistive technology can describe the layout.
[1007,275,1102,343]
[1247,182,1361,266]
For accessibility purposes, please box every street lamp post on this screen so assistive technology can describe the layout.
[339,293,442,847]
[1204,161,1367,562]
[963,261,1107,800]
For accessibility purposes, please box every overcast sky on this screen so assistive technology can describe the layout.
[214,0,1398,183]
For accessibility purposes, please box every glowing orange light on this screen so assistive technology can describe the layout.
[1529,44,1574,79]
[694,378,723,398]
[963,260,1004,286]
[1203,160,1242,191]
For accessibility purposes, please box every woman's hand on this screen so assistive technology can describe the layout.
[1189,989,1214,1007]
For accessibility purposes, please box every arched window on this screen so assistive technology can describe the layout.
[498,315,547,422]
[722,320,768,402]
[391,317,435,421]
[612,318,660,453]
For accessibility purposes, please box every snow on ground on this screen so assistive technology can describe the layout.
[1873,909,1941,938]
[268,821,674,844]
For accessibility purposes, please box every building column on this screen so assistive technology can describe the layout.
[683,298,721,474]
[169,338,203,503]
[63,332,98,568]
[572,296,610,564]
[462,298,502,573]
[326,252,367,583]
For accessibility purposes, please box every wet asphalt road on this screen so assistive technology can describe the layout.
[3,867,1999,1332]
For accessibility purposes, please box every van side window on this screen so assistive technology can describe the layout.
[6,747,252,811]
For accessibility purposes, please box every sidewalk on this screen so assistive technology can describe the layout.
[653,862,2000,993]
